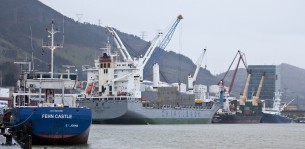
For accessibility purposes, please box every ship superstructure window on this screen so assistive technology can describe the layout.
[104,69,108,74]
[104,63,106,68]
[108,63,110,68]
[100,64,103,68]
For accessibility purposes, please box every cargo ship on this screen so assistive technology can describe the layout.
[212,84,263,124]
[76,28,220,124]
[212,100,263,124]
[212,59,263,124]
[260,92,293,123]
[2,21,91,145]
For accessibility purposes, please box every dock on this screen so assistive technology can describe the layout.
[1,122,32,149]
[0,124,19,148]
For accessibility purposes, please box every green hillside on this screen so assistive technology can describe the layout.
[0,0,217,87]
[1,0,304,109]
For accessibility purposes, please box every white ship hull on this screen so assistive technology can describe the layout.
[77,97,220,124]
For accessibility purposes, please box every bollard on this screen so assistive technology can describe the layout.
[4,133,13,145]
[25,135,32,149]
[0,127,4,135]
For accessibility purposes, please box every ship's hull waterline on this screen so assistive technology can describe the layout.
[77,98,220,124]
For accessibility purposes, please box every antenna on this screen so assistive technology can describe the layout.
[14,62,31,72]
[30,26,35,71]
[204,45,207,69]
[42,20,63,78]
[62,65,75,79]
[62,15,65,45]
[76,13,83,22]
[0,70,2,86]
[140,31,146,40]
[98,19,102,26]
[0,49,6,88]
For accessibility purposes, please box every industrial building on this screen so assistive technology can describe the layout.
[247,65,280,102]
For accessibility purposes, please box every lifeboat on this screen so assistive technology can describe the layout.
[86,83,93,94]
[229,103,235,109]
[195,99,204,104]
[117,92,127,96]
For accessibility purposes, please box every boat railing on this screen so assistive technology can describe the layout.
[28,72,77,80]
[80,96,131,101]
[153,105,207,110]
[38,103,56,107]
[15,106,38,108]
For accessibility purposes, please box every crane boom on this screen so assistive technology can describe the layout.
[240,71,251,106]
[252,72,265,106]
[193,49,206,82]
[188,49,206,92]
[280,98,295,112]
[221,50,248,94]
[143,15,183,77]
[105,26,133,61]
[158,15,183,50]
[137,33,162,69]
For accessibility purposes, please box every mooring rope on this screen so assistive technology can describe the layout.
[5,111,35,128]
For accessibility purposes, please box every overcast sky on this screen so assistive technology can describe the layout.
[39,0,305,74]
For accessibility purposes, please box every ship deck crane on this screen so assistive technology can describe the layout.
[218,50,248,110]
[220,50,248,94]
[240,70,251,106]
[137,33,163,70]
[104,15,183,82]
[133,33,163,81]
[252,72,265,106]
[187,49,206,93]
[280,98,295,112]
[105,26,133,62]
[143,15,183,77]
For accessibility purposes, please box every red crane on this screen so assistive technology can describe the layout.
[221,50,248,94]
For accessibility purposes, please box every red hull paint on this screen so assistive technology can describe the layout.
[31,128,90,145]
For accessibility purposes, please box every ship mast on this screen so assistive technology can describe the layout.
[42,20,63,78]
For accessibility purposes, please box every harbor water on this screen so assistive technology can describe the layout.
[1,124,305,149]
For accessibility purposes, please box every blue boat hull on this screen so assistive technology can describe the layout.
[6,107,91,145]
[260,113,292,123]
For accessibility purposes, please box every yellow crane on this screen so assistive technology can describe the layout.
[239,70,251,106]
[252,72,265,106]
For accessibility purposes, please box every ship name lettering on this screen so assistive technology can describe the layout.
[55,114,72,119]
[50,110,63,112]
[42,114,54,118]
[70,124,78,127]
[42,114,72,119]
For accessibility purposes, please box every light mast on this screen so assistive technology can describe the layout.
[42,20,63,78]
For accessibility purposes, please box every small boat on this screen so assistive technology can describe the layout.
[293,117,305,123]
[261,92,293,123]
